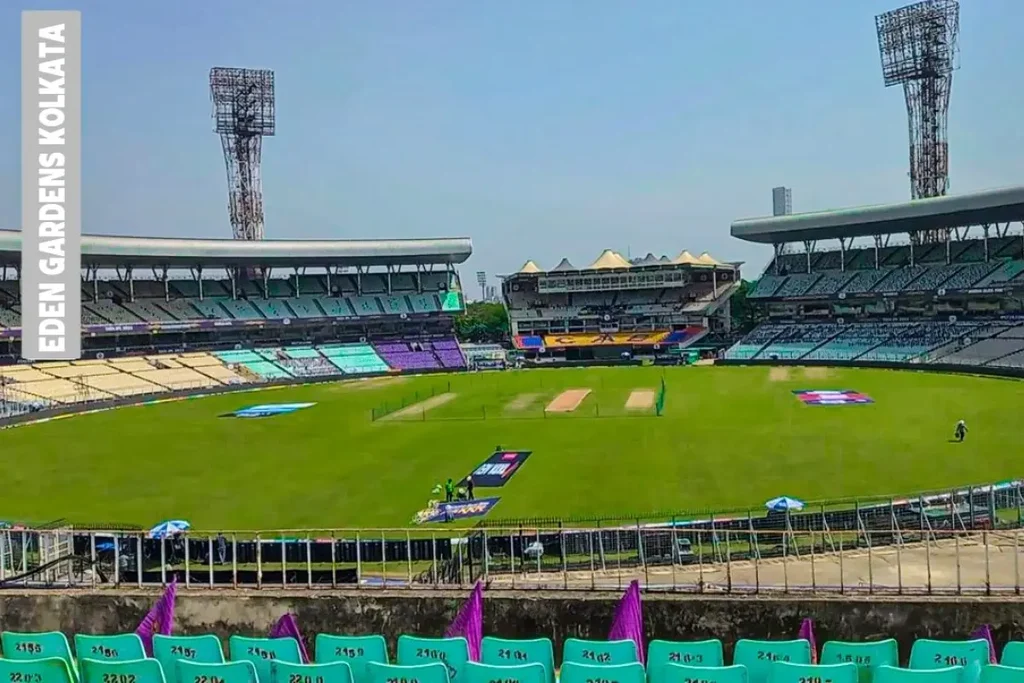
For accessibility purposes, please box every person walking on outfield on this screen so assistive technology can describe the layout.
[466,474,475,501]
[954,419,968,442]
[445,478,455,502]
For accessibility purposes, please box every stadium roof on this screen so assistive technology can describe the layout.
[0,230,472,268]
[731,185,1024,244]
[509,248,730,275]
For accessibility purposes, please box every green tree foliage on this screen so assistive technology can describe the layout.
[730,279,764,334]
[454,301,509,343]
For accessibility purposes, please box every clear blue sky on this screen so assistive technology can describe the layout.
[2,1,1022,283]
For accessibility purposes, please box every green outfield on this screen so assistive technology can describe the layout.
[3,365,1024,530]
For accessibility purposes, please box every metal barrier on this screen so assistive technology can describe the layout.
[3,526,1023,595]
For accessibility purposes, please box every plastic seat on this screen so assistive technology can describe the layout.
[81,659,166,683]
[0,657,76,683]
[873,666,963,683]
[228,636,302,683]
[980,664,1024,683]
[74,634,146,664]
[314,635,389,683]
[733,640,812,683]
[271,661,353,683]
[153,635,225,683]
[366,662,450,683]
[177,661,259,683]
[821,640,900,680]
[999,643,1024,667]
[648,640,724,683]
[1,632,75,669]
[909,640,990,671]
[561,639,640,666]
[396,637,469,683]
[559,662,645,683]
[656,665,748,683]
[768,661,859,683]
[480,638,555,683]
[463,663,546,683]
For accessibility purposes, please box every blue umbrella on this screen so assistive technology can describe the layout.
[765,496,805,512]
[149,520,191,539]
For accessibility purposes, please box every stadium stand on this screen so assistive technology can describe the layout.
[728,187,1024,370]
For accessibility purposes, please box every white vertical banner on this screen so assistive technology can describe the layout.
[21,11,81,360]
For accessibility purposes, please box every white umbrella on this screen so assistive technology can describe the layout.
[765,496,805,512]
[149,520,191,539]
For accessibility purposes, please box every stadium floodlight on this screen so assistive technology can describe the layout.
[875,0,959,233]
[210,67,276,241]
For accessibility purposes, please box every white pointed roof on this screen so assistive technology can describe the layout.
[518,260,542,274]
[697,252,723,266]
[672,250,701,265]
[550,257,577,272]
[587,249,633,270]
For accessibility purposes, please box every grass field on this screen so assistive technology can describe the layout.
[4,365,1024,530]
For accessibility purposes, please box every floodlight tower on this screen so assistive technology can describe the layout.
[210,67,276,241]
[876,0,959,242]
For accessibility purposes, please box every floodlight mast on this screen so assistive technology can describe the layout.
[876,0,959,242]
[210,67,276,241]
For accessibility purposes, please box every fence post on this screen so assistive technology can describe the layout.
[160,536,166,587]
[355,532,362,588]
[926,528,932,595]
[381,532,388,589]
[137,534,143,588]
[1016,530,1021,596]
[810,530,816,594]
[281,537,287,588]
[725,529,732,593]
[91,533,97,588]
[955,532,961,595]
[589,530,596,591]
[306,535,313,590]
[256,534,262,589]
[838,533,844,595]
[984,530,991,596]
[209,536,215,589]
[431,533,438,587]
[330,531,337,590]
[232,534,238,588]
[113,535,121,587]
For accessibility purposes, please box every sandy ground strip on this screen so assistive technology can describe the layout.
[504,393,540,412]
[378,392,457,421]
[768,367,790,382]
[803,366,829,380]
[327,376,406,392]
[625,389,655,410]
[545,389,591,413]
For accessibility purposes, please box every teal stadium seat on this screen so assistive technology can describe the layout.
[1,632,75,669]
[647,639,724,683]
[396,636,469,683]
[0,657,76,683]
[228,636,302,683]
[999,642,1024,667]
[271,661,353,683]
[366,663,450,683]
[980,665,1024,683]
[562,639,640,666]
[821,640,900,682]
[152,634,225,683]
[768,661,859,683]
[81,659,165,683]
[655,664,748,683]
[873,666,963,683]
[177,661,258,683]
[559,662,645,683]
[74,634,146,664]
[314,635,388,683]
[480,637,555,683]
[909,640,990,671]
[732,640,812,683]
[463,663,546,683]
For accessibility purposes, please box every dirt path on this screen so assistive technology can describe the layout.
[545,389,591,413]
[379,392,457,421]
[803,367,829,380]
[625,390,655,410]
[768,367,790,382]
[505,393,540,412]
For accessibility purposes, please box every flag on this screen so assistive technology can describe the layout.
[608,580,645,664]
[798,618,817,664]
[445,581,484,661]
[655,377,666,417]
[270,613,310,663]
[136,576,177,656]
[970,624,997,664]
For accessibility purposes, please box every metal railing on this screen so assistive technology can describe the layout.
[3,526,1023,595]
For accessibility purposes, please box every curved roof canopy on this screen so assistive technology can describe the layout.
[588,249,633,270]
[518,260,542,273]
[0,230,472,268]
[731,186,1024,244]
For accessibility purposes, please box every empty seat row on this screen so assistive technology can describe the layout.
[6,633,1024,683]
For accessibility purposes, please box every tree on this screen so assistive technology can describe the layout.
[730,279,764,334]
[454,301,509,343]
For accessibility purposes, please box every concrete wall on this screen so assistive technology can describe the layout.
[2,590,1024,665]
